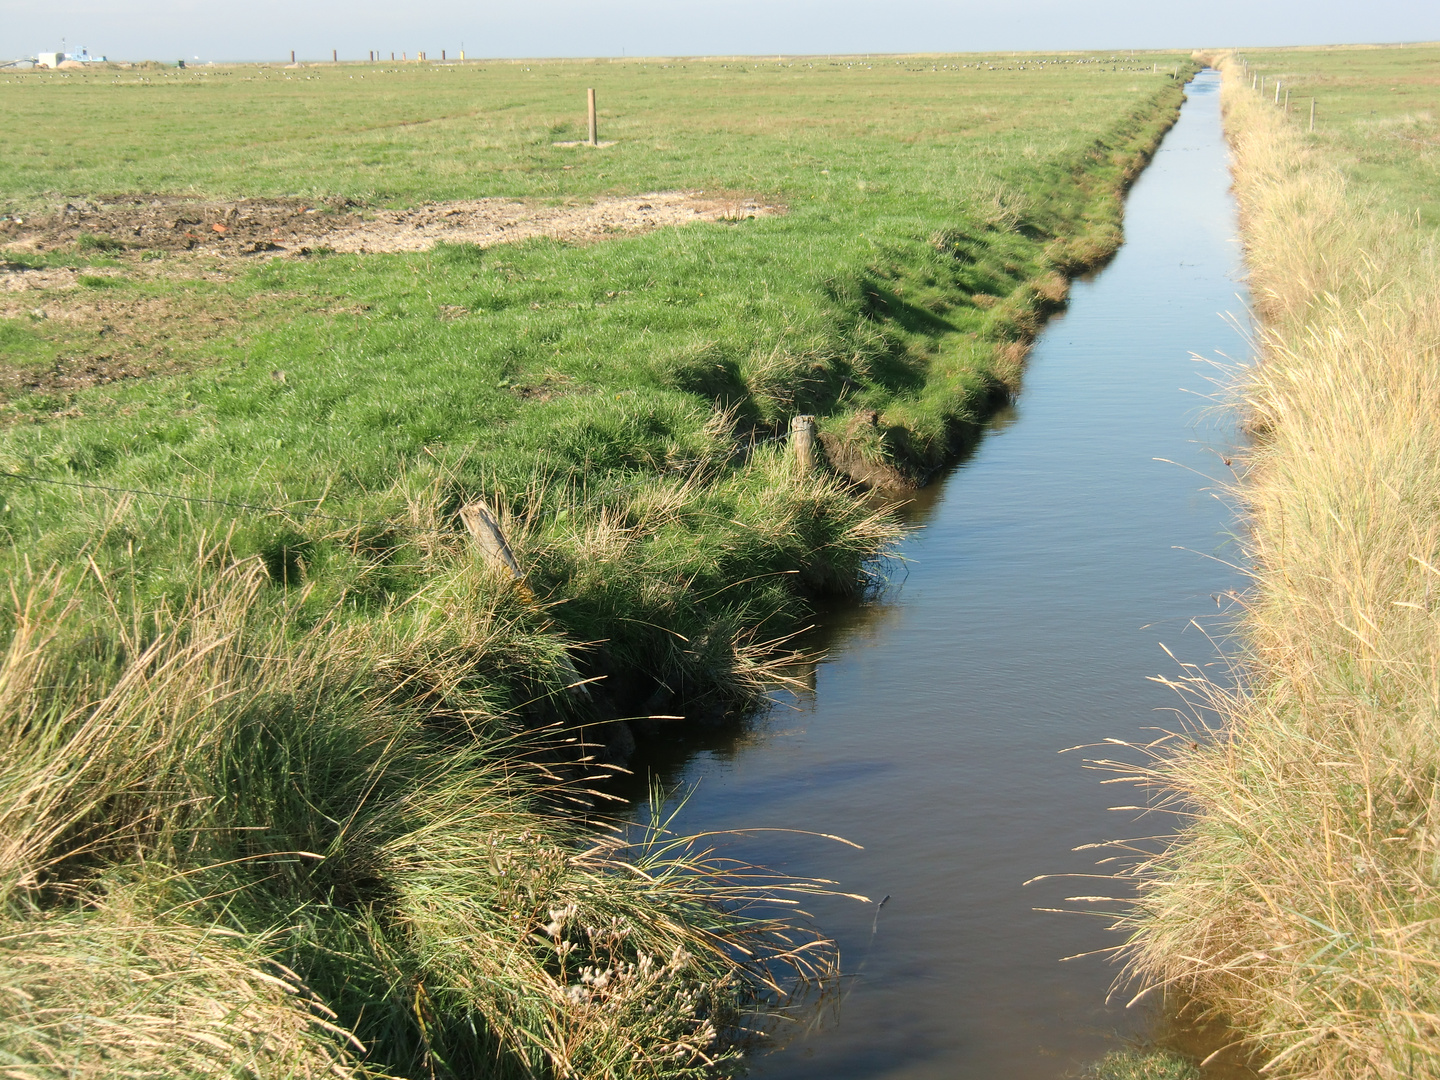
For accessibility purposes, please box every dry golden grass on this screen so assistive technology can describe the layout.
[0,907,374,1080]
[1113,54,1440,1077]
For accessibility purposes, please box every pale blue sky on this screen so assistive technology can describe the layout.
[4,0,1436,63]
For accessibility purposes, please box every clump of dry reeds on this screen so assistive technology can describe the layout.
[1113,54,1440,1078]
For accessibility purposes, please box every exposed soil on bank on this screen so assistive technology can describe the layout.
[0,191,782,258]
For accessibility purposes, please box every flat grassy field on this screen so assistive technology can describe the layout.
[0,53,1194,1078]
[1236,44,1440,228]
[0,52,1191,707]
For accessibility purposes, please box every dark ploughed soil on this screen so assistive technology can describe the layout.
[0,194,358,255]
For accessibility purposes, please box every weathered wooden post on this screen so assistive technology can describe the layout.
[790,414,817,473]
[1274,79,1281,105]
[1284,88,1290,114]
[460,499,591,699]
[460,500,525,581]
[1310,97,1316,132]
[587,87,598,146]
[333,49,338,63]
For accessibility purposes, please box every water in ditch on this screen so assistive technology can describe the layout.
[625,69,1250,1078]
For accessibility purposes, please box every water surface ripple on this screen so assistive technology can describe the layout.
[631,70,1249,1078]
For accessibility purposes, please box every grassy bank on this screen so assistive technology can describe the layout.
[1117,46,1440,1078]
[1,54,1193,1076]
[0,56,1193,717]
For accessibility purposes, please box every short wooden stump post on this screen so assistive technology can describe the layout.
[460,500,525,582]
[460,499,590,700]
[790,414,817,473]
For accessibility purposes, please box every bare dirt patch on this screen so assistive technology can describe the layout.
[0,289,261,411]
[0,192,782,258]
[1,266,110,292]
[0,354,164,402]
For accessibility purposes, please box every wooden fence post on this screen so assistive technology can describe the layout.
[1310,97,1316,132]
[460,499,591,700]
[790,414,817,472]
[587,87,598,146]
[460,500,525,581]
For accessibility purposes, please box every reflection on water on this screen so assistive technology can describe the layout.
[625,71,1255,1079]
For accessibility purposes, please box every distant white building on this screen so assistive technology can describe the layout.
[34,48,106,68]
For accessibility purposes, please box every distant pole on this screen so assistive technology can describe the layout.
[368,50,373,62]
[442,49,446,60]
[332,49,337,62]
[1310,97,1316,132]
[391,52,395,61]
[587,87,598,146]
[290,49,295,64]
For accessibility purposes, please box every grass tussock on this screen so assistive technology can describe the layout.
[0,561,848,1079]
[1113,54,1440,1077]
[1085,1049,1200,1080]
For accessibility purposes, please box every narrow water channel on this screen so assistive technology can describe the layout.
[629,70,1249,1078]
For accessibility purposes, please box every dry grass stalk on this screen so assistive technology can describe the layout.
[1111,53,1440,1077]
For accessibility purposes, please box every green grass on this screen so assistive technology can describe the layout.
[0,55,1189,206]
[0,54,1191,650]
[1086,1049,1201,1080]
[0,52,1197,1077]
[1233,43,1440,231]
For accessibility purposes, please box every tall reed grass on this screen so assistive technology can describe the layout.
[1114,53,1440,1077]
